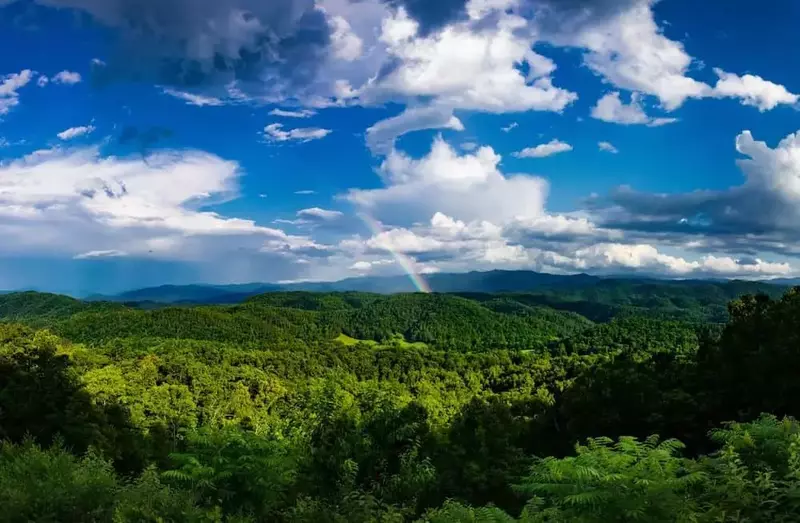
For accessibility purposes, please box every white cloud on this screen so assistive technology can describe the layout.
[501,122,518,133]
[329,15,364,61]
[294,189,316,195]
[712,68,799,112]
[74,249,128,259]
[269,108,317,118]
[587,128,800,263]
[350,260,372,271]
[513,139,573,158]
[460,142,478,151]
[297,207,344,220]
[547,1,794,115]
[0,70,33,116]
[0,146,306,260]
[349,258,394,272]
[345,136,548,225]
[366,226,444,254]
[552,1,708,111]
[364,7,577,113]
[598,141,619,154]
[591,92,678,126]
[264,123,332,143]
[161,88,224,107]
[57,125,96,140]
[37,75,49,87]
[538,243,790,278]
[366,105,464,154]
[52,70,82,85]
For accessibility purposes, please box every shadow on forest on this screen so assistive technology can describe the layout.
[0,325,149,473]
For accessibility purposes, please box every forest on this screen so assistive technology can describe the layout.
[2,283,800,521]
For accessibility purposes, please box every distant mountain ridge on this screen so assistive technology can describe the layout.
[84,270,791,305]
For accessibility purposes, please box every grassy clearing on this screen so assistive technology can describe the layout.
[335,333,427,349]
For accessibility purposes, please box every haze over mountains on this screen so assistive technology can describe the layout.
[81,269,795,305]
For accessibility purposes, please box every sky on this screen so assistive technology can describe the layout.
[0,0,799,295]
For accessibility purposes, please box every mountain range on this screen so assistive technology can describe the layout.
[84,270,795,305]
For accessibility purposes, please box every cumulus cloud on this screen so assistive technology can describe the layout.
[0,70,33,116]
[537,243,790,278]
[349,207,790,279]
[363,6,577,113]
[513,139,572,158]
[269,108,317,118]
[339,129,796,280]
[51,70,82,84]
[545,0,707,111]
[33,0,332,99]
[354,3,578,147]
[161,88,223,106]
[501,122,518,133]
[712,69,799,112]
[591,92,678,126]
[57,125,96,140]
[297,207,344,220]
[379,0,471,34]
[74,249,128,259]
[539,0,795,115]
[366,105,464,154]
[588,129,800,257]
[350,258,393,272]
[0,146,314,260]
[598,141,618,153]
[264,123,332,142]
[329,15,363,61]
[345,136,548,225]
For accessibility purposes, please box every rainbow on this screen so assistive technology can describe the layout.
[358,213,432,293]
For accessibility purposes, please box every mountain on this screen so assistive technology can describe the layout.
[87,283,282,304]
[86,270,602,303]
[767,278,800,286]
[86,270,787,306]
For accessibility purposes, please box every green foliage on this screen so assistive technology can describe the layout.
[0,286,799,521]
[518,435,704,522]
[0,441,119,522]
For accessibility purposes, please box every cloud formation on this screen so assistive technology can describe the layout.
[513,139,572,158]
[0,70,33,116]
[35,0,333,97]
[0,146,313,260]
[588,129,800,257]
[264,123,332,142]
[501,122,518,133]
[712,69,799,112]
[297,207,344,220]
[345,136,549,225]
[543,0,796,114]
[57,125,96,140]
[269,108,317,118]
[591,92,678,126]
[598,141,618,154]
[161,88,223,106]
[365,105,464,154]
[51,70,82,84]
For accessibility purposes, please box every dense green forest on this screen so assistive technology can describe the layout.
[2,285,800,521]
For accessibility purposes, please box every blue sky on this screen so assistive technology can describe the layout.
[0,0,798,295]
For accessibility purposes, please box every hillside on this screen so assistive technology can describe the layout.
[3,285,800,520]
[85,270,788,314]
[0,291,592,350]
